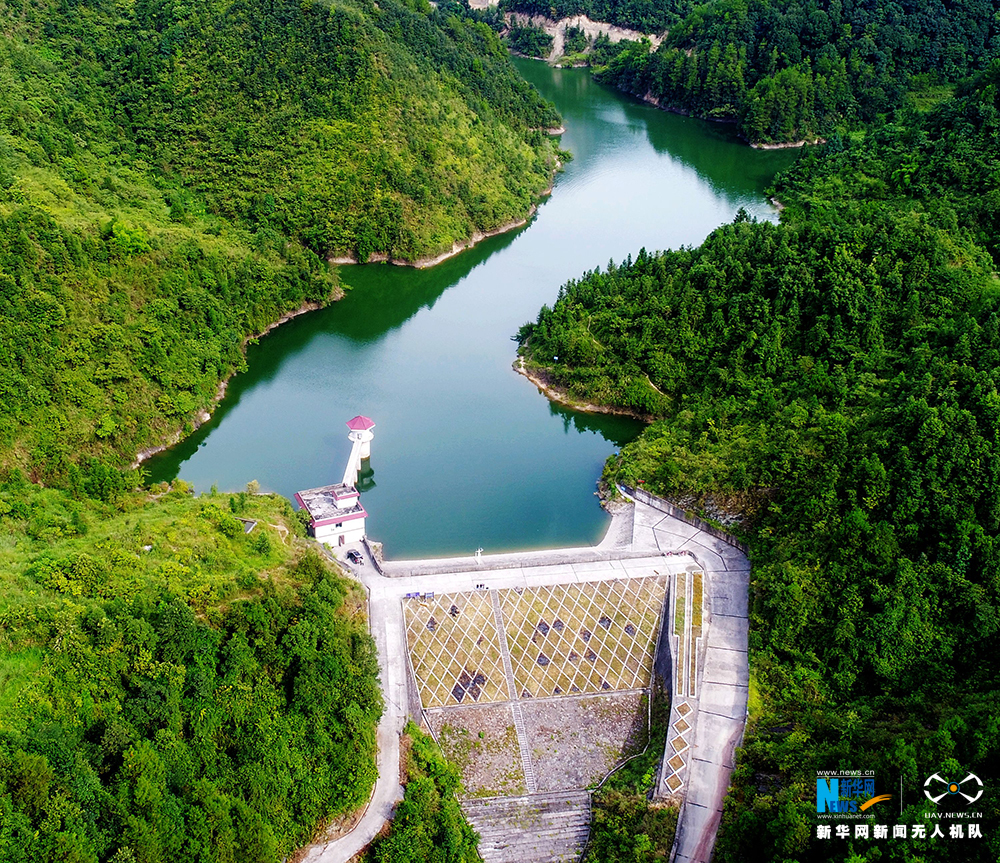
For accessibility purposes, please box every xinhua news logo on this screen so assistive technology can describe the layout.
[814,768,987,842]
[816,773,891,815]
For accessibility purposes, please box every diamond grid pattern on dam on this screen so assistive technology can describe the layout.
[404,590,509,708]
[500,578,667,698]
[404,577,668,708]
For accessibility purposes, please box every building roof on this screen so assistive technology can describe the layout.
[295,484,365,523]
[313,504,366,526]
[346,415,375,431]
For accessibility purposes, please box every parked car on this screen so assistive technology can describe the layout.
[346,549,364,565]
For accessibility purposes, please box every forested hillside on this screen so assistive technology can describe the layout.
[593,0,1000,142]
[516,67,1000,860]
[3,0,560,260]
[0,476,382,863]
[0,0,562,478]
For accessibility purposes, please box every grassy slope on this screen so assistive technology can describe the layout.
[0,476,383,862]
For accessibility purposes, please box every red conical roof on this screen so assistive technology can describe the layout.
[346,415,375,431]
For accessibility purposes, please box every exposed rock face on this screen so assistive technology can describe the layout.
[503,10,664,61]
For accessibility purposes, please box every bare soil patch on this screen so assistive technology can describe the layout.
[427,704,526,798]
[522,691,647,792]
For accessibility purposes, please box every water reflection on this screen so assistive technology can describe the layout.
[549,400,643,446]
[517,61,797,207]
[356,459,377,493]
[332,227,526,339]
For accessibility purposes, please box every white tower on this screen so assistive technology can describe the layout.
[342,415,375,487]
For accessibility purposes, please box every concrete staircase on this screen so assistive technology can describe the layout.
[491,589,539,793]
[463,792,591,863]
[509,702,537,793]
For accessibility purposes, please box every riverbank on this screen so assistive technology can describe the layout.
[329,204,545,269]
[514,357,655,422]
[633,89,824,151]
[134,169,564,469]
[131,297,334,467]
[135,176,561,469]
[134,118,563,472]
[329,150,562,269]
[133,158,564,475]
[751,137,826,149]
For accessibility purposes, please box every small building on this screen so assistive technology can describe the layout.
[296,416,376,548]
[294,483,367,546]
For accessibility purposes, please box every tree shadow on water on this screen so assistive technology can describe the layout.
[548,399,645,448]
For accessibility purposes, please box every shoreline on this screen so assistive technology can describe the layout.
[514,357,655,422]
[328,211,536,269]
[329,187,554,269]
[751,137,826,149]
[634,89,825,149]
[130,298,333,468]
[639,90,737,126]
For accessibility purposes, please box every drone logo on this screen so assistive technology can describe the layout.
[924,773,984,805]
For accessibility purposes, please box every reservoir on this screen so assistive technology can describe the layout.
[146,61,797,558]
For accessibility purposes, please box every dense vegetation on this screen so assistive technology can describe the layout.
[518,68,1000,861]
[367,723,480,863]
[584,691,677,862]
[0,0,562,476]
[563,25,590,55]
[507,21,556,58]
[593,0,1000,142]
[4,0,560,261]
[0,474,382,863]
[0,206,337,479]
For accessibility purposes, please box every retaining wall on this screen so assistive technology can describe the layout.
[617,484,749,555]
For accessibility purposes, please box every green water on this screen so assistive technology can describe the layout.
[146,63,797,558]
